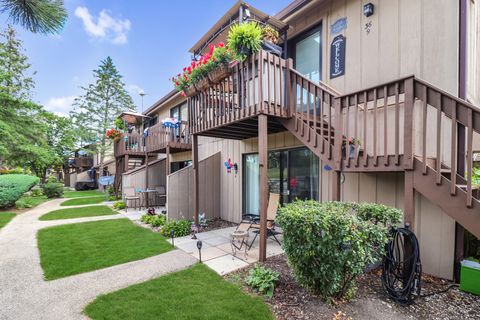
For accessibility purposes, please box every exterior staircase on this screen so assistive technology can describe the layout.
[279,71,480,239]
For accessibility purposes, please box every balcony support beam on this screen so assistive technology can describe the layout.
[258,114,268,262]
[192,134,200,226]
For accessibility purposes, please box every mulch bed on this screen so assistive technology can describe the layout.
[226,255,480,320]
[134,217,236,234]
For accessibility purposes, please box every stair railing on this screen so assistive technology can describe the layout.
[412,78,480,207]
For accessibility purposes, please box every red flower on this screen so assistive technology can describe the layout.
[217,41,225,47]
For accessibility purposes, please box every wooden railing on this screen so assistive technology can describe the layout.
[336,77,408,171]
[188,50,290,134]
[73,157,93,168]
[114,121,191,157]
[146,121,191,151]
[412,78,480,207]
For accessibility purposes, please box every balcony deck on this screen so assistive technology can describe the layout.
[114,121,191,157]
[188,51,292,139]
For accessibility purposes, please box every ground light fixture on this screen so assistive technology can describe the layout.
[170,229,175,247]
[197,240,203,263]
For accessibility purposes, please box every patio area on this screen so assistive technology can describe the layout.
[169,227,284,275]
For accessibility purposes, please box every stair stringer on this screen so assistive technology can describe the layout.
[412,158,480,239]
[279,117,336,169]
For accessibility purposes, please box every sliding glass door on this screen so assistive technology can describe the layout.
[243,148,319,216]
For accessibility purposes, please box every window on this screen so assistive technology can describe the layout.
[243,148,319,216]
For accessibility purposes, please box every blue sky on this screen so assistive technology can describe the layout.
[1,0,292,116]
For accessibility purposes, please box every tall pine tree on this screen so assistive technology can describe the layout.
[0,25,35,99]
[71,56,135,175]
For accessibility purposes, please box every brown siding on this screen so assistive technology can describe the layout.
[167,152,220,220]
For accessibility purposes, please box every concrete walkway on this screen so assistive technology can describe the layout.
[0,199,197,320]
[173,226,284,275]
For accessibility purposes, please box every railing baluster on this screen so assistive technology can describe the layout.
[307,82,311,142]
[313,85,318,148]
[258,51,263,114]
[320,90,325,154]
[395,82,400,166]
[328,93,332,160]
[422,85,428,174]
[299,78,304,135]
[273,55,277,115]
[436,93,442,184]
[363,91,368,167]
[247,55,252,117]
[467,108,473,207]
[266,52,271,115]
[354,93,359,167]
[384,85,389,166]
[373,88,378,166]
[346,97,350,167]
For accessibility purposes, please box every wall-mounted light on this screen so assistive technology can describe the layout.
[363,3,374,17]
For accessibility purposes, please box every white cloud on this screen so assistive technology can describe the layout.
[74,6,131,45]
[45,96,77,117]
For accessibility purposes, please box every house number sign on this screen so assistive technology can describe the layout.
[330,35,346,79]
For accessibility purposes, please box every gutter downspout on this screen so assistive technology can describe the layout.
[454,0,468,282]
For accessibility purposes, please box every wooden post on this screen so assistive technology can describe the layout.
[166,146,171,176]
[403,77,415,170]
[258,114,268,262]
[331,171,341,201]
[192,134,199,226]
[124,154,129,172]
[145,154,149,190]
[404,170,415,229]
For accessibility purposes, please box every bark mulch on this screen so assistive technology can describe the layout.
[226,255,480,320]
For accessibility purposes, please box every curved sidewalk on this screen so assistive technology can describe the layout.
[0,199,197,320]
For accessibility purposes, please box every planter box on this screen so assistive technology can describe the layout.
[460,260,480,296]
[208,64,231,84]
[183,85,197,98]
[194,77,210,92]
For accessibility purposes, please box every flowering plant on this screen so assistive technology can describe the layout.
[106,128,122,140]
[345,137,361,146]
[171,42,232,95]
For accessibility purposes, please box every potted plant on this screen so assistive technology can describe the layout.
[227,21,263,61]
[261,25,282,57]
[171,71,197,98]
[106,128,122,141]
[342,137,361,159]
[206,42,233,83]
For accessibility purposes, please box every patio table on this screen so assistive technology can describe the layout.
[136,189,158,208]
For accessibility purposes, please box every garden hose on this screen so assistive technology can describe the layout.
[381,226,422,305]
[381,226,459,305]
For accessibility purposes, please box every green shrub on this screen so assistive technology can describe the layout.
[277,201,401,301]
[0,174,39,208]
[113,201,126,210]
[42,182,64,198]
[141,214,166,227]
[161,219,191,237]
[245,264,280,298]
[46,175,58,183]
[227,21,263,61]
[0,168,24,175]
[30,187,43,197]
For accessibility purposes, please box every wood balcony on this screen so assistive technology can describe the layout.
[188,50,292,139]
[114,121,191,158]
[73,157,93,168]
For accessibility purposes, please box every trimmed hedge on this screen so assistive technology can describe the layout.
[277,201,401,301]
[0,174,39,208]
[42,182,64,198]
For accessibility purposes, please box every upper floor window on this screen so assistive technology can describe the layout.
[170,102,188,122]
[291,24,322,83]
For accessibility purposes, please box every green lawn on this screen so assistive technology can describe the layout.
[63,190,103,198]
[0,212,16,229]
[85,264,273,320]
[15,195,49,209]
[60,196,105,206]
[39,205,118,221]
[38,219,172,280]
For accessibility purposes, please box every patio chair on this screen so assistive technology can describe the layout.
[154,185,166,206]
[124,187,140,212]
[234,193,281,249]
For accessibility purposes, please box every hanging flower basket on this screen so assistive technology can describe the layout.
[183,84,198,98]
[106,128,122,141]
[194,77,210,92]
[208,63,232,84]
